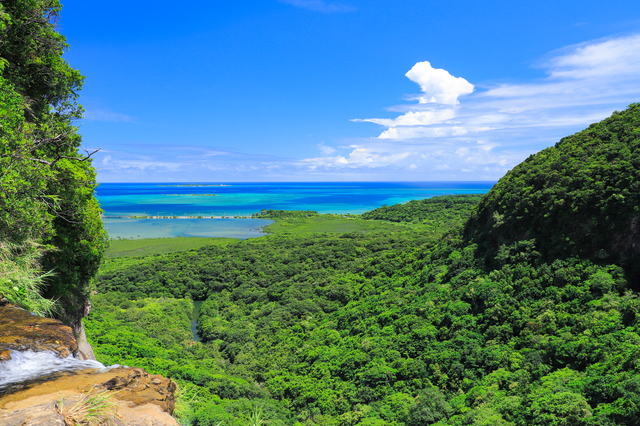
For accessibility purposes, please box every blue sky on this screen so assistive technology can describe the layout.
[60,0,640,182]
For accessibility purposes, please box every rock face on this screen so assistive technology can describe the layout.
[0,393,178,426]
[0,366,177,413]
[73,319,97,361]
[0,305,78,360]
[0,367,178,426]
[0,305,178,426]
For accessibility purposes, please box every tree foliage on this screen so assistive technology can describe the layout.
[0,0,106,319]
[465,104,640,279]
[361,194,483,225]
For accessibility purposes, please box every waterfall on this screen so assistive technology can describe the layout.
[0,350,117,391]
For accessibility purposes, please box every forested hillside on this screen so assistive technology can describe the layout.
[465,105,640,279]
[89,223,439,425]
[361,194,483,224]
[87,104,640,426]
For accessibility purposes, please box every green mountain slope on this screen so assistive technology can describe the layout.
[466,104,640,278]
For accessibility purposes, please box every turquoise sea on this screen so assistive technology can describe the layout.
[97,182,495,239]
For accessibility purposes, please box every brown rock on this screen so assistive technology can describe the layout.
[74,319,97,361]
[0,306,178,425]
[0,401,67,426]
[0,390,178,426]
[0,306,77,360]
[0,366,177,415]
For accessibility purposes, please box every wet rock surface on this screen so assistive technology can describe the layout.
[0,305,178,425]
[0,305,77,360]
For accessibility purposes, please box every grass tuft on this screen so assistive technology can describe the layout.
[57,386,119,426]
[0,240,56,316]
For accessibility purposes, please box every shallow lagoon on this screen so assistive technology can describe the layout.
[96,182,495,217]
[103,218,273,239]
[99,182,495,239]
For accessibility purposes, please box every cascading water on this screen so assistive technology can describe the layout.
[0,350,118,393]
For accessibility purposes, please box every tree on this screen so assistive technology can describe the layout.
[0,0,106,322]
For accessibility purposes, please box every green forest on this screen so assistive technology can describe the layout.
[85,105,640,425]
[2,1,640,426]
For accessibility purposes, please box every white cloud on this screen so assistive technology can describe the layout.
[317,142,336,154]
[547,34,640,80]
[279,0,356,13]
[303,146,412,169]
[405,61,474,105]
[353,62,475,140]
[176,150,228,159]
[102,159,183,172]
[346,32,640,179]
[378,125,470,140]
[481,33,640,107]
[352,108,455,128]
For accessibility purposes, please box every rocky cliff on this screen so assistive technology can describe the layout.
[0,305,179,426]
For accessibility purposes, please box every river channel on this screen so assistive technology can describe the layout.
[191,300,203,342]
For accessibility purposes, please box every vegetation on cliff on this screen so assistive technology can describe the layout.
[361,194,483,225]
[465,104,640,279]
[0,241,55,316]
[86,105,640,425]
[0,0,106,319]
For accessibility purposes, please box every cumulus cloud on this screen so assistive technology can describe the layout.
[405,61,474,105]
[352,108,456,128]
[347,32,640,179]
[279,0,356,13]
[353,62,475,141]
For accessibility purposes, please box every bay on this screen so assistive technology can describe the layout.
[97,182,495,239]
[102,218,273,239]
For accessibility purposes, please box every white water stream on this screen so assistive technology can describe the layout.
[0,350,118,390]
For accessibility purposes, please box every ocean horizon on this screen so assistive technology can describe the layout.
[97,181,495,239]
[96,181,495,216]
